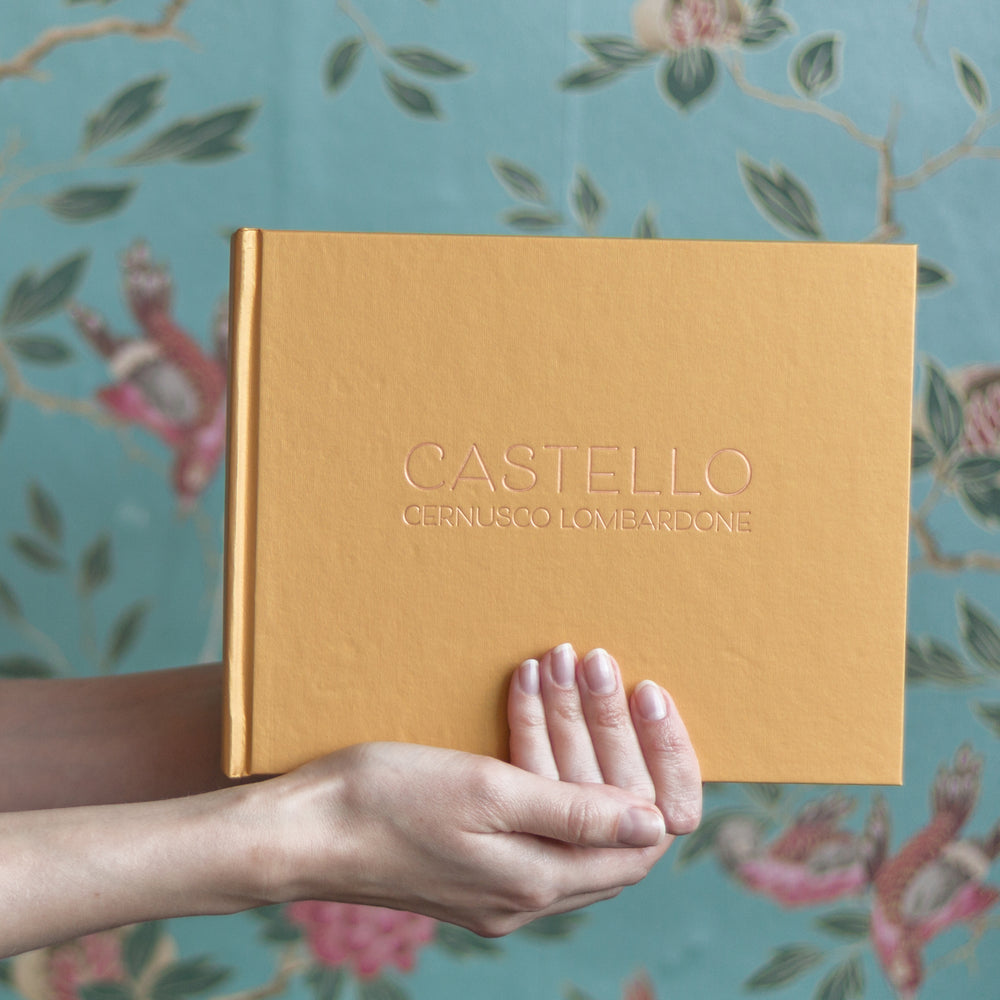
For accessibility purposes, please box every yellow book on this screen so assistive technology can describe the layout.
[223,230,915,783]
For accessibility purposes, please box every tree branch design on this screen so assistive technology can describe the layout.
[0,0,194,83]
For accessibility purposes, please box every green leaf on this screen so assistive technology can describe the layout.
[0,396,7,439]
[744,782,782,806]
[739,156,823,239]
[814,955,864,1000]
[79,533,113,596]
[83,76,166,152]
[10,534,64,571]
[917,260,952,291]
[80,983,134,1000]
[47,183,135,222]
[973,701,1000,738]
[906,636,976,685]
[958,595,1000,672]
[305,967,344,1000]
[27,481,62,546]
[924,361,964,454]
[324,37,365,92]
[0,574,21,620]
[956,456,1000,482]
[0,961,10,985]
[435,923,502,955]
[675,808,757,868]
[124,921,163,981]
[960,479,1000,525]
[5,334,74,365]
[381,71,440,118]
[580,35,652,66]
[489,157,547,204]
[149,958,228,1000]
[741,10,793,47]
[633,206,659,239]
[105,600,151,669]
[121,105,258,164]
[744,944,825,990]
[563,988,598,1000]
[570,167,604,231]
[2,252,88,328]
[390,46,470,77]
[251,904,302,943]
[814,909,870,940]
[911,430,936,470]
[357,980,408,1000]
[0,655,56,679]
[791,34,841,98]
[517,912,585,939]
[661,48,718,110]
[952,50,989,112]
[502,208,563,232]
[558,62,624,90]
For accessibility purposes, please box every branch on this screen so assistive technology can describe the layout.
[213,947,307,1000]
[893,109,1000,191]
[910,511,1000,573]
[725,54,883,150]
[0,0,194,83]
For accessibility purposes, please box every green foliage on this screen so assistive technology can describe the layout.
[570,167,604,231]
[674,808,758,868]
[739,157,823,238]
[952,50,989,112]
[490,158,548,204]
[121,105,259,164]
[923,361,964,454]
[906,636,976,685]
[305,967,345,1000]
[503,208,563,232]
[633,205,659,238]
[5,334,74,365]
[917,259,952,291]
[47,183,136,222]
[381,72,440,118]
[357,980,408,1000]
[661,48,718,110]
[148,957,229,1000]
[436,923,503,955]
[741,6,794,47]
[325,38,366,92]
[744,944,826,990]
[124,921,164,981]
[958,594,1000,673]
[744,783,783,807]
[80,983,134,1000]
[973,701,1000,738]
[559,62,625,90]
[0,574,21,620]
[390,46,470,77]
[10,533,64,571]
[83,76,167,152]
[0,655,56,678]
[517,912,585,939]
[579,35,653,66]
[252,904,303,943]
[28,480,63,546]
[1,252,88,328]
[814,955,864,1000]
[79,533,114,596]
[791,35,841,98]
[104,600,152,670]
[911,430,936,470]
[814,909,870,940]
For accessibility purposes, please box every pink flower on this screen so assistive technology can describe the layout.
[956,364,1000,455]
[286,902,437,980]
[632,0,745,53]
[10,933,125,1000]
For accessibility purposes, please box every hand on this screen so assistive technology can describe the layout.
[245,645,701,937]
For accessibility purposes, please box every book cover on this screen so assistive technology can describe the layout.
[223,230,915,783]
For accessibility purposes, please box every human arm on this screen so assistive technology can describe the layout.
[0,647,701,957]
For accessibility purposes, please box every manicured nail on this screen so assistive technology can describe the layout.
[618,806,666,847]
[551,643,576,688]
[518,658,540,695]
[635,681,668,721]
[582,648,616,695]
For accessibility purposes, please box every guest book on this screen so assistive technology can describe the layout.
[223,230,915,783]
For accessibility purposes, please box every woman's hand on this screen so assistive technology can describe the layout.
[246,645,701,937]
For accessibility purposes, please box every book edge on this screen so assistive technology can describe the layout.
[222,228,263,778]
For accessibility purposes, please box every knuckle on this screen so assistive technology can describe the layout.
[586,696,630,732]
[665,795,703,836]
[565,796,604,845]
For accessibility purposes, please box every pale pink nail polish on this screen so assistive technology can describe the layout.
[635,680,668,721]
[582,648,616,695]
[551,643,576,688]
[518,658,540,695]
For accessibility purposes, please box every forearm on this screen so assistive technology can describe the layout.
[0,663,237,811]
[0,783,264,958]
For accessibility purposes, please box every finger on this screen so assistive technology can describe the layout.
[508,658,560,780]
[630,682,703,835]
[495,766,665,849]
[539,643,603,784]
[577,649,655,801]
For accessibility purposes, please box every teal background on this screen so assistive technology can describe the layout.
[2,2,1000,999]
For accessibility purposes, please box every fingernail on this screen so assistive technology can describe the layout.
[635,681,668,721]
[582,648,616,695]
[551,643,576,689]
[618,806,666,847]
[518,658,539,695]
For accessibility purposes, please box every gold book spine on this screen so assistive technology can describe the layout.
[222,228,263,777]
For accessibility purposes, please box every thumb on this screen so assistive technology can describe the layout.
[499,771,666,848]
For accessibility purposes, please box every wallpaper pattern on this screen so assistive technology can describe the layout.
[1,2,999,998]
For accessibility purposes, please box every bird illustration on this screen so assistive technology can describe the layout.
[70,242,228,507]
[713,793,888,906]
[871,746,1000,1000]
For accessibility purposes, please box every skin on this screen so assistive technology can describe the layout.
[0,647,701,958]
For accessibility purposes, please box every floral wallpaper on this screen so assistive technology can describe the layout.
[2,1,999,998]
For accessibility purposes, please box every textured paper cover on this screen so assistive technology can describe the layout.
[223,231,915,783]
